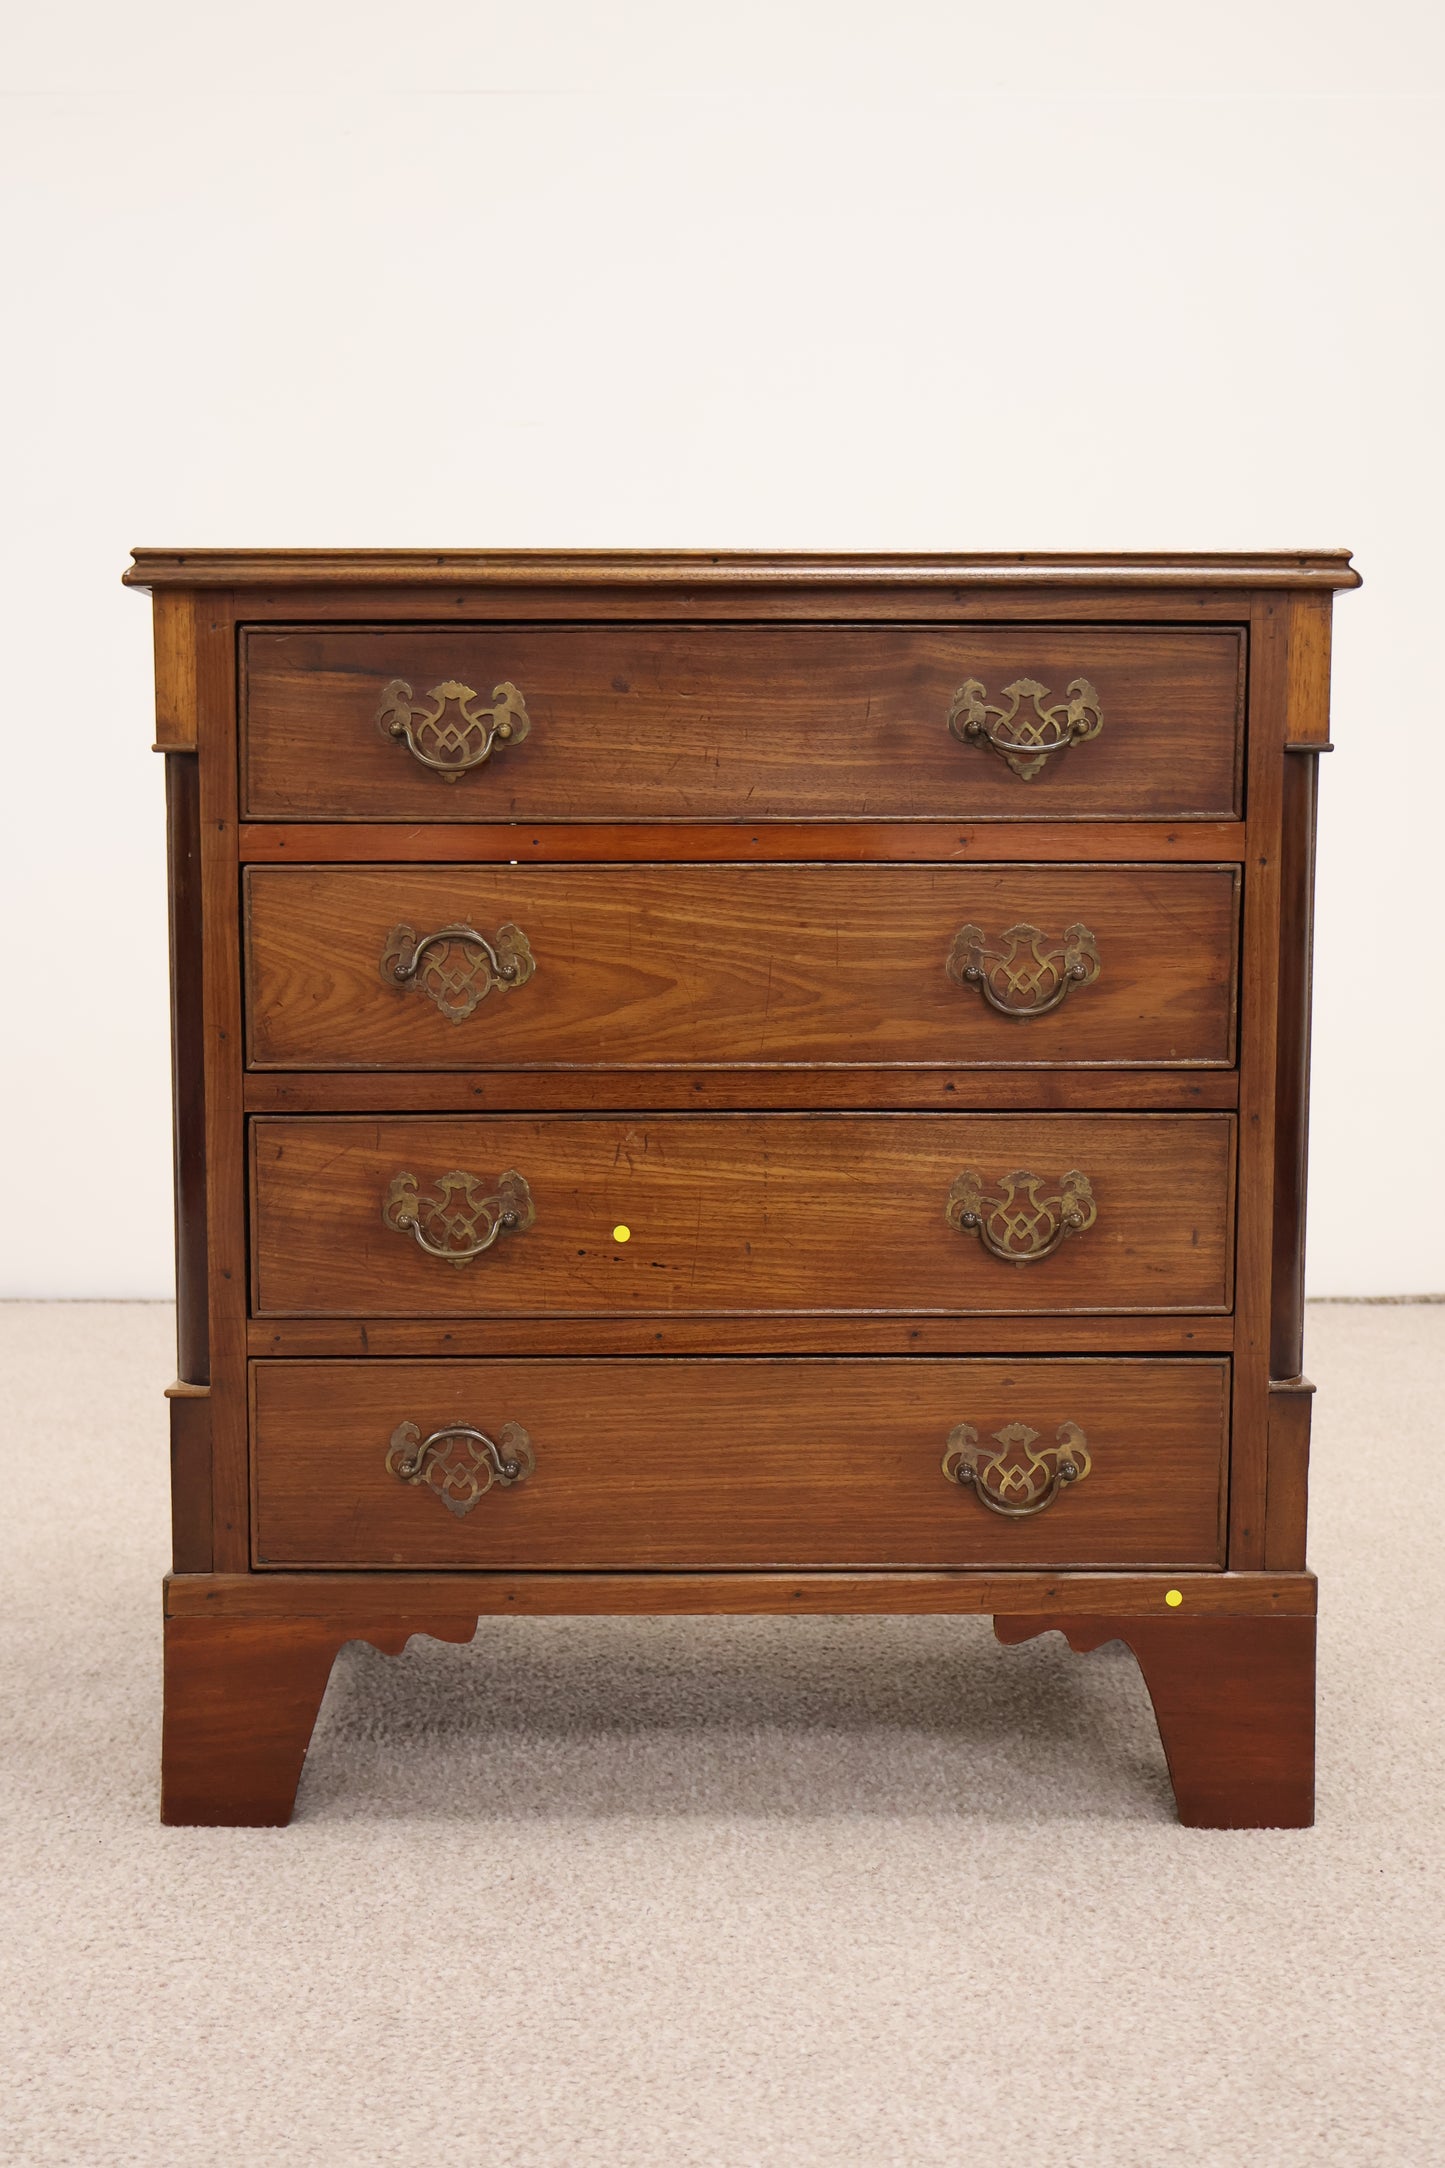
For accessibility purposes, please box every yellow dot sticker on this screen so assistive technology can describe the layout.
[1165,1588,1183,1608]
[612,1225,631,1243]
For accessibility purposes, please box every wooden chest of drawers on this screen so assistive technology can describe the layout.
[132,548,1357,1828]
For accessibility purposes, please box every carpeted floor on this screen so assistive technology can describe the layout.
[2,1302,1443,2166]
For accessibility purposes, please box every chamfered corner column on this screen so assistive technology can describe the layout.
[161,1608,480,1826]
[993,1611,1316,1829]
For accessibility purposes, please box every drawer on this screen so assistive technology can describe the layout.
[245,863,1240,1070]
[242,625,1244,821]
[250,1356,1229,1569]
[250,1113,1235,1317]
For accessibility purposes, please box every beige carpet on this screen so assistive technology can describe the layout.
[2,1303,1443,2167]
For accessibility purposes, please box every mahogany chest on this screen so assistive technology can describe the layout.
[131,548,1357,1826]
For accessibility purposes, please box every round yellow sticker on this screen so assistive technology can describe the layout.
[612,1225,631,1243]
[1165,1589,1183,1608]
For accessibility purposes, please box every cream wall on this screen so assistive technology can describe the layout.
[1,3,1441,1296]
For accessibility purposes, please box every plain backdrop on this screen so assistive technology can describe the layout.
[1,1,1441,1297]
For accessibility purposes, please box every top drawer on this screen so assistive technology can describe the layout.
[242,625,1244,822]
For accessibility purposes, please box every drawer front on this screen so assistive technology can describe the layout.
[242,625,1243,821]
[245,863,1240,1071]
[250,1356,1229,1569]
[250,1113,1235,1317]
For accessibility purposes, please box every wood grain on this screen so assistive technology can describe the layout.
[244,863,1240,1072]
[166,1570,1318,1622]
[1273,732,1322,1379]
[1228,591,1331,1565]
[161,1613,479,1825]
[162,1616,341,1825]
[1265,1377,1314,1571]
[239,821,1248,865]
[996,1612,1315,1826]
[1284,590,1336,747]
[1227,595,1287,1566]
[241,625,1244,822]
[250,1357,1229,1571]
[165,1382,212,1574]
[223,587,1269,627]
[196,596,249,1571]
[164,753,208,1383]
[128,548,1362,590]
[246,1314,1234,1359]
[150,590,198,750]
[250,1112,1236,1318]
[243,1069,1239,1115]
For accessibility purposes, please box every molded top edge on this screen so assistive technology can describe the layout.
[124,548,1362,591]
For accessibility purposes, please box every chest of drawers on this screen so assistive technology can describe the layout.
[132,548,1357,1827]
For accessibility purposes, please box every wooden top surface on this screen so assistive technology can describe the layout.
[124,548,1361,591]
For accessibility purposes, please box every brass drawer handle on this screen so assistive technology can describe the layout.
[947,675,1103,779]
[377,677,530,780]
[945,1167,1096,1264]
[387,1420,535,1518]
[943,1419,1090,1517]
[382,921,535,1023]
[383,1168,535,1267]
[947,920,1100,1017]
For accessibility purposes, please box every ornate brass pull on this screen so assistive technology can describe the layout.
[947,921,1100,1017]
[382,921,535,1023]
[377,677,530,780]
[383,1168,535,1267]
[945,1167,1096,1264]
[387,1420,535,1518]
[943,1420,1090,1517]
[947,676,1103,779]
